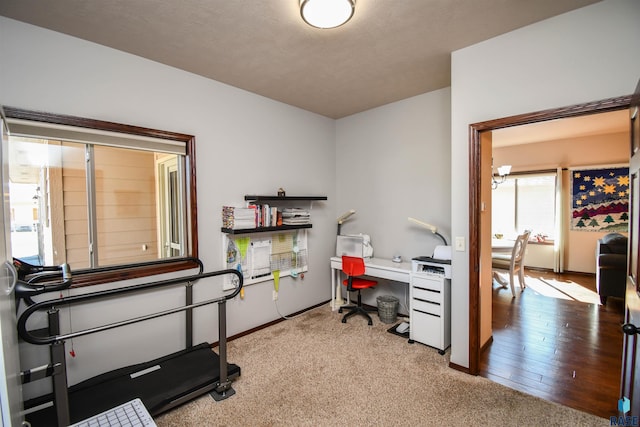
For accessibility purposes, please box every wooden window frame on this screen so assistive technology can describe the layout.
[3,106,199,287]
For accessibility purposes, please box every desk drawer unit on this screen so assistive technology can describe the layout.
[410,272,451,354]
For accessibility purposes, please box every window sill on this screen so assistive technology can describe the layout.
[67,258,202,288]
[528,240,554,246]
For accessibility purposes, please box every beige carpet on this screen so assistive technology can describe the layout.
[155,305,606,426]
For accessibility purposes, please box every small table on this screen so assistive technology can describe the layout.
[329,256,411,310]
[492,239,515,253]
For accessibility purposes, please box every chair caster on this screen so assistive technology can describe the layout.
[338,308,343,313]
[341,318,346,323]
[367,320,372,326]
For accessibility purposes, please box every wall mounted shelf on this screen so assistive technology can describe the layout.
[221,195,326,234]
[244,195,327,202]
[221,224,312,234]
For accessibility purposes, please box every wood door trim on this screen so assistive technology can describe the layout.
[467,94,632,375]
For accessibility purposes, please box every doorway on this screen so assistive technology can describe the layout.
[468,95,632,410]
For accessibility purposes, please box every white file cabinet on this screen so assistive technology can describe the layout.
[410,258,451,355]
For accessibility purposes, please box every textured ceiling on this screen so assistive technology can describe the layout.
[0,0,600,119]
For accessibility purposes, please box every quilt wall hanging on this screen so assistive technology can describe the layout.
[571,166,629,232]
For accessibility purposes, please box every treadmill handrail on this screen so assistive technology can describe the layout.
[18,268,242,346]
[21,256,204,284]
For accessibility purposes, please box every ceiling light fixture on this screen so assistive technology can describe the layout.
[300,0,355,29]
[492,162,512,189]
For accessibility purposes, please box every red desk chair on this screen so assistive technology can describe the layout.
[338,256,377,325]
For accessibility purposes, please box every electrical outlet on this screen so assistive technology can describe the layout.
[272,290,278,301]
[455,236,465,252]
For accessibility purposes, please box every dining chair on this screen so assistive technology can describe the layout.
[492,231,530,297]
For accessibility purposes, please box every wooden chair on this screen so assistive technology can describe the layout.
[338,256,377,325]
[492,231,530,297]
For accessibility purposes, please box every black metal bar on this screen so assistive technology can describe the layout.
[218,300,228,387]
[18,268,242,346]
[15,277,73,299]
[186,281,193,348]
[20,363,59,384]
[211,299,235,401]
[48,309,70,427]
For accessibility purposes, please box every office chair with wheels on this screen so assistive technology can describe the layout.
[338,256,377,325]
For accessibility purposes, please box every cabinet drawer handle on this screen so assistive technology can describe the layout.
[414,286,440,293]
[414,298,439,305]
[413,309,440,318]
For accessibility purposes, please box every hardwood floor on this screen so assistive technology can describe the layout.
[479,269,625,419]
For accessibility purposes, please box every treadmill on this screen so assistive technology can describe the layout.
[15,258,242,426]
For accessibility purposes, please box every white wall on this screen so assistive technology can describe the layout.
[495,131,629,273]
[335,89,451,312]
[0,17,336,391]
[451,0,640,368]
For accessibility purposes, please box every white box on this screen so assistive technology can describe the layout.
[336,235,364,257]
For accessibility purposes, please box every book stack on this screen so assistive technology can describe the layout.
[222,206,256,229]
[246,204,281,227]
[282,208,310,225]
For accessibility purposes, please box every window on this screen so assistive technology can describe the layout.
[492,173,557,241]
[3,107,198,286]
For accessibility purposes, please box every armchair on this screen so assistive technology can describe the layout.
[596,232,628,305]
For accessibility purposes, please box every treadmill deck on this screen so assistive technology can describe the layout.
[25,343,240,426]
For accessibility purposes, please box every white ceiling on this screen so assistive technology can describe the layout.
[0,0,601,119]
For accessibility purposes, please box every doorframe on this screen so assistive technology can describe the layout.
[467,94,632,375]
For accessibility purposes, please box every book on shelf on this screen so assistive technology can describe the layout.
[222,206,256,229]
[281,208,310,225]
[224,205,310,229]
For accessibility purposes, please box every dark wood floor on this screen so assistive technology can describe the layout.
[479,269,625,419]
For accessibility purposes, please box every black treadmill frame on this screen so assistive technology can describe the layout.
[17,264,243,426]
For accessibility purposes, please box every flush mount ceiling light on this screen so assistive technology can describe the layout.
[300,0,355,29]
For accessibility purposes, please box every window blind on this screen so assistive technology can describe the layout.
[6,118,186,155]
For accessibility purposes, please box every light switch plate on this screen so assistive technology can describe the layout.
[455,236,465,252]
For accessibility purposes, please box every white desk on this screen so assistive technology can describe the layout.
[329,256,411,311]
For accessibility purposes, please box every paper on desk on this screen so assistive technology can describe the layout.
[433,245,452,260]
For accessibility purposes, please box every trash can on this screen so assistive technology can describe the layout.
[377,295,399,324]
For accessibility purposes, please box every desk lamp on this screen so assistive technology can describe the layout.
[408,217,448,246]
[333,209,356,309]
[337,209,356,235]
